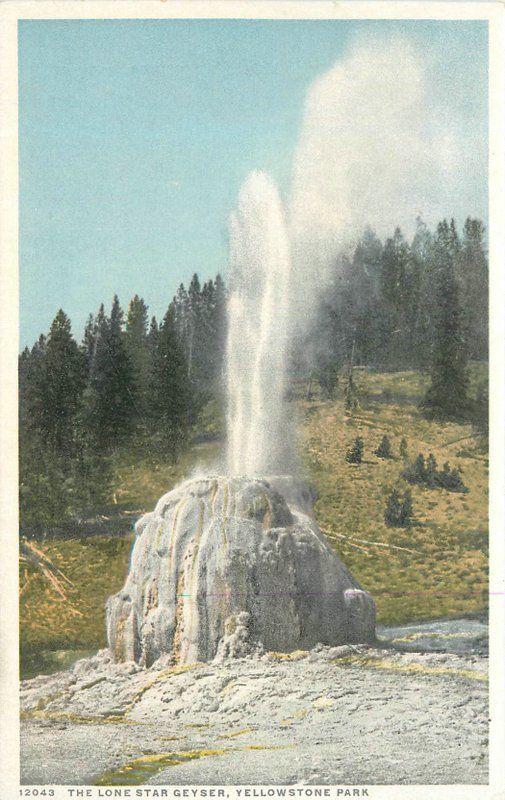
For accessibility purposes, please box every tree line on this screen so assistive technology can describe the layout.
[303,216,487,419]
[19,273,226,534]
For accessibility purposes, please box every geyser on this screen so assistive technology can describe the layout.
[227,171,293,478]
[107,172,375,665]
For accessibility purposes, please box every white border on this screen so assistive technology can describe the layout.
[1,3,503,799]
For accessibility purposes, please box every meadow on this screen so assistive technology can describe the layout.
[20,366,488,673]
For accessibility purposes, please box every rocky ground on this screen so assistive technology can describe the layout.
[20,619,488,786]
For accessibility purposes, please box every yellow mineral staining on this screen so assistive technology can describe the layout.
[267,650,309,661]
[389,630,478,643]
[93,743,292,786]
[93,748,228,786]
[21,710,132,725]
[159,735,187,741]
[245,744,289,750]
[113,615,127,662]
[332,655,488,682]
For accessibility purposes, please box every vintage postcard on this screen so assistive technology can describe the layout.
[1,2,504,798]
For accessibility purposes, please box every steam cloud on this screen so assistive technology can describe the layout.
[289,34,477,311]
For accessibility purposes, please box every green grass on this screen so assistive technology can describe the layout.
[20,367,487,663]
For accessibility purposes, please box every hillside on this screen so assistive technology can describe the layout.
[20,367,488,674]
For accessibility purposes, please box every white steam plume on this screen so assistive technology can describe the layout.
[289,34,474,317]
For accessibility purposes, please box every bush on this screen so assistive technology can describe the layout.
[374,435,393,459]
[437,462,467,492]
[399,437,409,460]
[346,436,364,464]
[402,452,468,493]
[385,487,414,527]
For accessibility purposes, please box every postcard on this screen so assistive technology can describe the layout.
[1,2,504,798]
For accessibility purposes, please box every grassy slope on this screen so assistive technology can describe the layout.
[20,368,488,656]
[300,367,487,625]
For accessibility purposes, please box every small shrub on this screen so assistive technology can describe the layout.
[437,462,468,492]
[399,437,409,460]
[385,487,414,527]
[374,435,393,459]
[346,436,364,464]
[402,452,468,493]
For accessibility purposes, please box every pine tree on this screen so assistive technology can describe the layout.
[421,221,470,420]
[147,315,159,356]
[19,334,47,424]
[125,295,149,421]
[402,453,427,485]
[374,434,393,459]
[346,436,364,464]
[198,272,227,392]
[187,273,202,379]
[384,487,403,526]
[81,313,97,374]
[436,462,468,493]
[29,310,85,454]
[410,217,436,367]
[385,487,413,527]
[457,218,488,360]
[172,283,190,349]
[379,228,416,368]
[82,297,136,450]
[213,272,227,362]
[148,307,191,459]
[398,489,414,527]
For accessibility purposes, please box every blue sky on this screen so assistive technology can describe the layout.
[19,19,488,348]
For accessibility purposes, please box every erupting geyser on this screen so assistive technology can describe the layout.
[106,172,375,666]
[227,172,294,477]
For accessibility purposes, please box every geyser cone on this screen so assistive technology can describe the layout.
[107,475,375,666]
